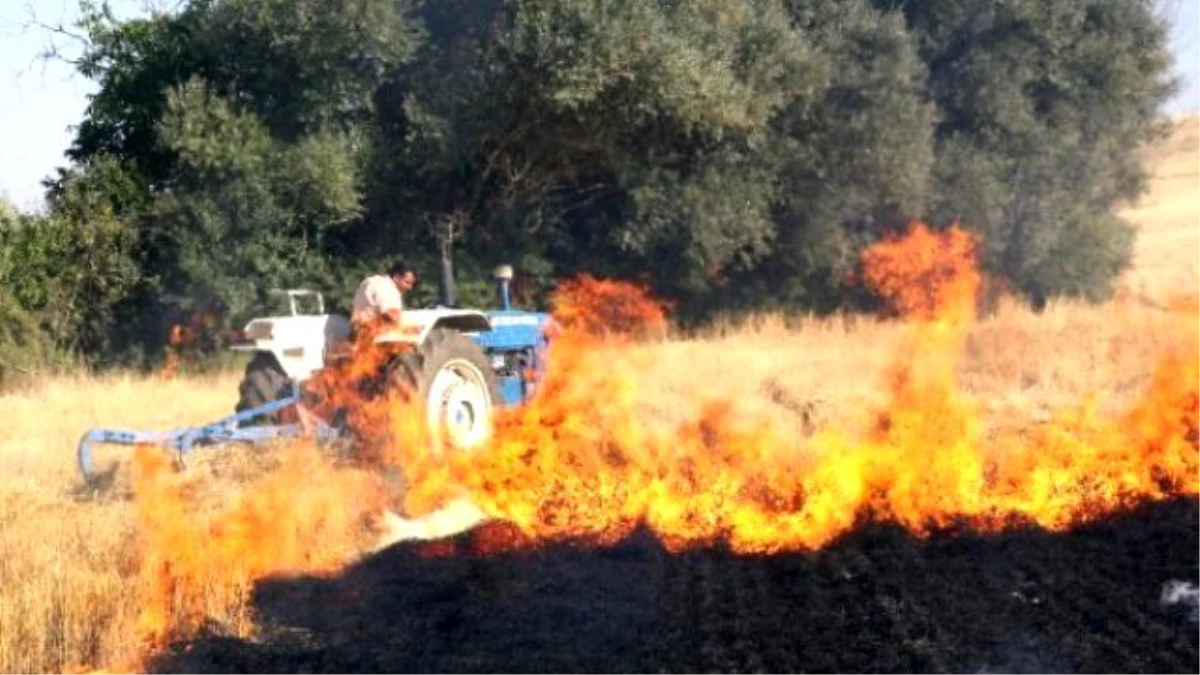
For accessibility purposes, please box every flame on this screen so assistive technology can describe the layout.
[110,224,1197,668]
[549,273,669,337]
[859,221,981,323]
[1168,293,1200,314]
[392,222,1198,553]
[157,324,187,379]
[157,311,219,379]
[128,443,388,651]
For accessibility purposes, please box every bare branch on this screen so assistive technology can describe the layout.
[16,0,91,75]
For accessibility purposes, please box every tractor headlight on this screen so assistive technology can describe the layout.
[491,354,507,371]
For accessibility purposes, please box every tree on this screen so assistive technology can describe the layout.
[0,288,59,387]
[709,0,937,313]
[68,0,417,185]
[363,0,824,300]
[0,197,18,225]
[0,200,57,383]
[0,157,144,363]
[68,2,200,189]
[148,77,365,323]
[55,0,420,360]
[888,0,1176,303]
[31,0,1180,367]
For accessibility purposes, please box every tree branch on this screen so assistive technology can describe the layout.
[20,0,91,69]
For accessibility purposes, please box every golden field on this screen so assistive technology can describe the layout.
[0,115,1196,673]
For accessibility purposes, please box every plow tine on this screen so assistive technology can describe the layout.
[77,428,182,481]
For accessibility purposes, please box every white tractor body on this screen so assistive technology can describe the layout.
[229,290,495,382]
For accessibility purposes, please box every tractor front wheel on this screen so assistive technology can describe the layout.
[388,328,502,453]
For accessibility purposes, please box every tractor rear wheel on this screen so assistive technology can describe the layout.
[387,328,502,453]
[235,353,292,425]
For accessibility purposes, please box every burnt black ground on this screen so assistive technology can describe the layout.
[149,497,1199,674]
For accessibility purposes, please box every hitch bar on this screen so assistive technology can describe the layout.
[76,393,341,482]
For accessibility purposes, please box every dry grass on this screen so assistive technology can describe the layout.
[0,116,1196,673]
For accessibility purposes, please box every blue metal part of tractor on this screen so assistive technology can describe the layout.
[479,309,555,406]
[76,393,343,482]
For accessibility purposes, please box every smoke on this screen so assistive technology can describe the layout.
[371,497,492,552]
[1160,580,1200,621]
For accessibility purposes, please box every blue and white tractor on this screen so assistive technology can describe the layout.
[77,264,556,481]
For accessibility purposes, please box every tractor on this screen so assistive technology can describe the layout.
[77,263,556,481]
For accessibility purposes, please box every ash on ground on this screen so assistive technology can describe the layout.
[1161,579,1200,622]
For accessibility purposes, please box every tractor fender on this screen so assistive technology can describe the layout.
[229,314,352,381]
[372,309,493,346]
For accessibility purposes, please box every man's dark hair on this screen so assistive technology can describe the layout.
[387,259,416,277]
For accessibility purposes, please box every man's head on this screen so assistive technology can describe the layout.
[387,260,418,292]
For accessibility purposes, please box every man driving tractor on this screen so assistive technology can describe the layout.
[345,259,494,546]
[310,259,420,413]
[351,259,418,333]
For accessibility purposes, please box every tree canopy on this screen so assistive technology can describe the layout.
[2,0,1178,367]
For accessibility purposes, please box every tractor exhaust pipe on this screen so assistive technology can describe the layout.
[437,249,457,307]
[493,264,514,311]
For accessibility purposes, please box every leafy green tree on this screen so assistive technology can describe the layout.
[0,288,61,387]
[57,0,419,361]
[69,2,199,189]
[183,0,419,139]
[709,0,936,314]
[365,0,823,300]
[889,0,1175,303]
[0,198,18,225]
[0,201,58,383]
[33,0,1181,367]
[1,157,144,362]
[149,77,365,323]
[69,0,416,184]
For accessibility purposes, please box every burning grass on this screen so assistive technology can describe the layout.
[7,227,1200,672]
[380,224,1196,558]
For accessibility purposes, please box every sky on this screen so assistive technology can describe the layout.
[1,0,1197,213]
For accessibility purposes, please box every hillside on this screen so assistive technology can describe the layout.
[1118,113,1200,304]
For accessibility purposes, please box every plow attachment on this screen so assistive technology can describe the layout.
[76,394,343,482]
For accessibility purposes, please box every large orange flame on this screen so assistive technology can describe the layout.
[860,221,981,323]
[393,222,1198,554]
[115,224,1198,667]
[549,273,669,336]
[129,443,387,653]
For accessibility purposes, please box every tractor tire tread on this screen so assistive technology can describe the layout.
[235,353,291,425]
